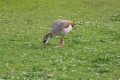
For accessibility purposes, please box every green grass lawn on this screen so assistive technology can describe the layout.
[0,0,120,80]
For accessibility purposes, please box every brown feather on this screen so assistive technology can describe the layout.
[62,20,73,28]
[62,21,74,28]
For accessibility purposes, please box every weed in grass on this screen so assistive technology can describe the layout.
[110,14,120,21]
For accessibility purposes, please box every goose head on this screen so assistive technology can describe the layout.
[42,32,52,48]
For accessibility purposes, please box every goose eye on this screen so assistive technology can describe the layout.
[43,40,46,43]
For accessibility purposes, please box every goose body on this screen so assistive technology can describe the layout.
[51,20,73,37]
[43,19,74,48]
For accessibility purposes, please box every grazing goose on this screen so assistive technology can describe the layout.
[43,19,74,48]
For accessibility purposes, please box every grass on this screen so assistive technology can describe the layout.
[0,0,120,80]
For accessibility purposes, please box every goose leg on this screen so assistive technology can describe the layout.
[58,36,64,46]
[54,36,65,48]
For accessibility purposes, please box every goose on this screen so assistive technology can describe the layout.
[43,19,74,48]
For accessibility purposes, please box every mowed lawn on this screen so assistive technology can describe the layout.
[0,0,120,80]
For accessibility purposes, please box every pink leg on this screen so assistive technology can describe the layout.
[58,37,64,46]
